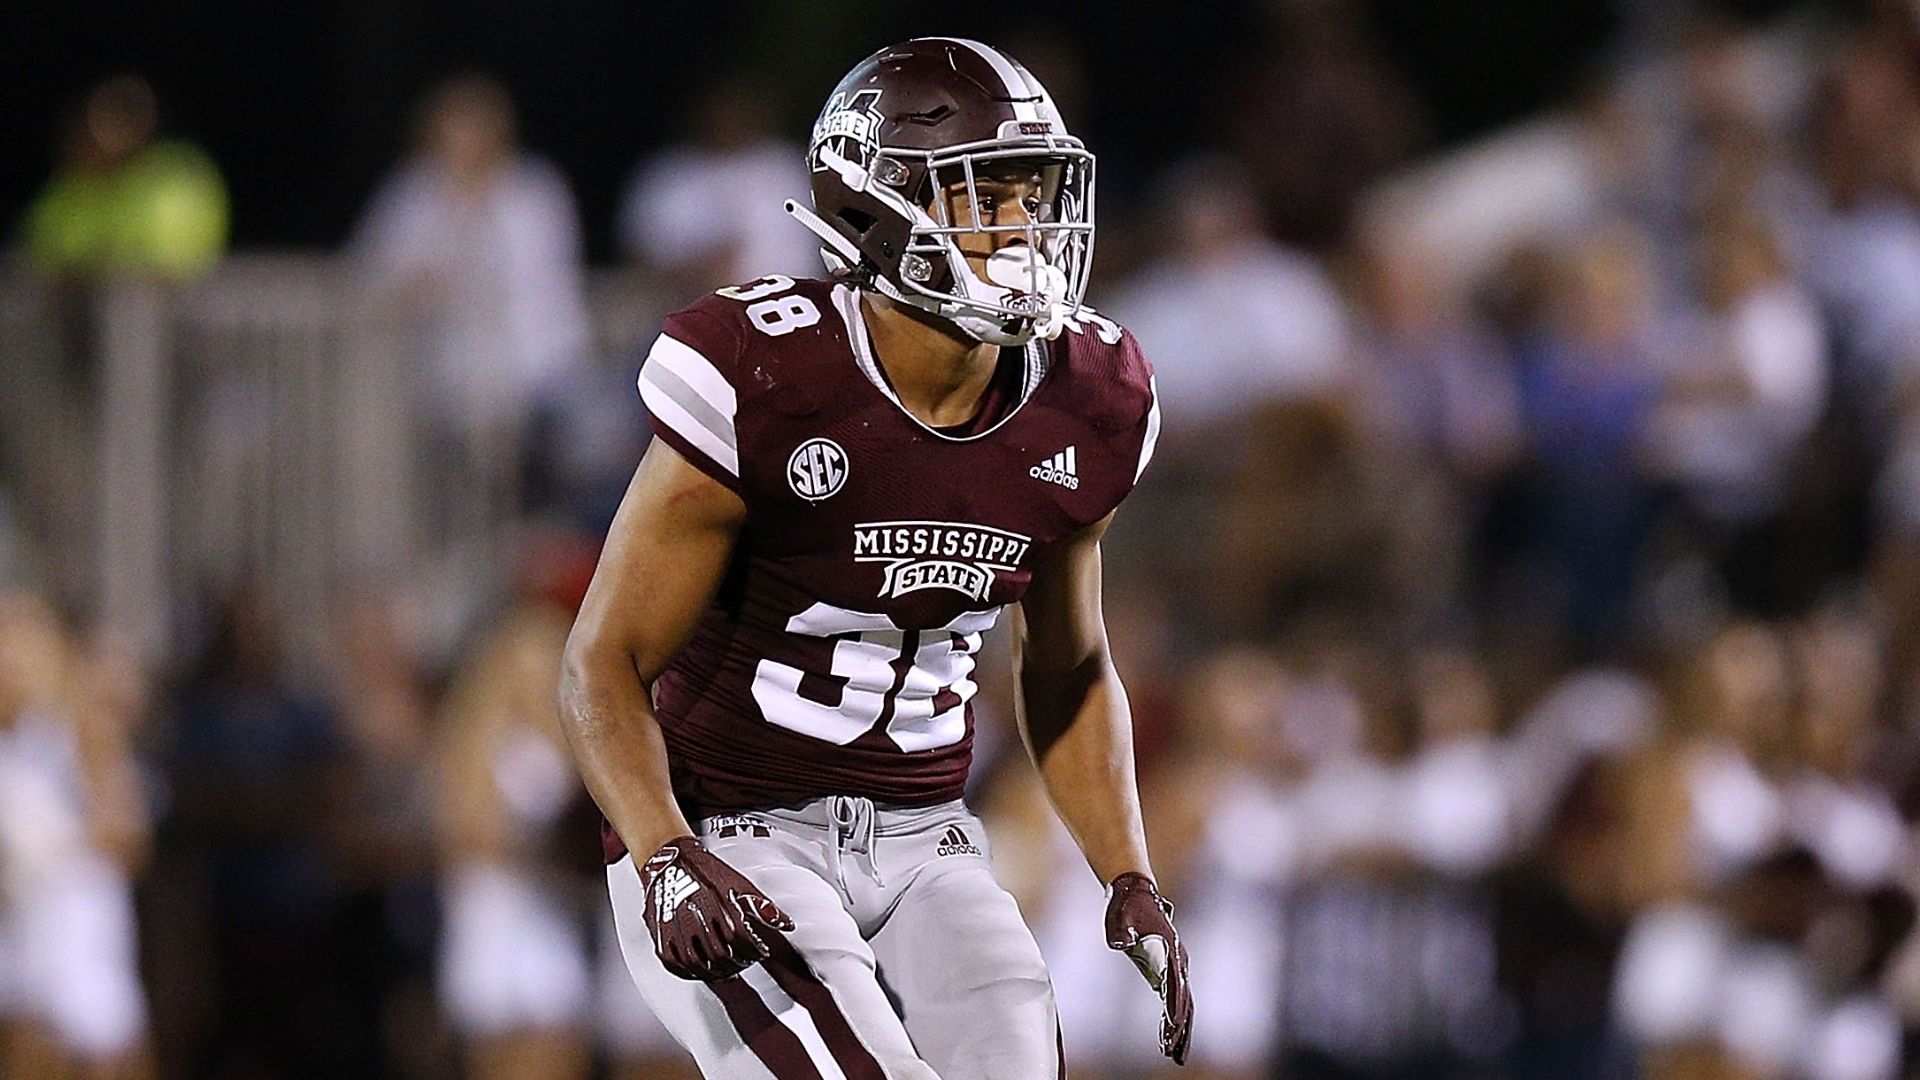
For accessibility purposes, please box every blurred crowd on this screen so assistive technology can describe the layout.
[10,3,1920,1079]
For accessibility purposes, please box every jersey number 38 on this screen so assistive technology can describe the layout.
[752,603,999,752]
[717,275,821,337]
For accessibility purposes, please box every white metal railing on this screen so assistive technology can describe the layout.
[0,256,673,674]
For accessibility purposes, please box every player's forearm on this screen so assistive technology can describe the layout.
[557,642,694,858]
[1018,660,1153,885]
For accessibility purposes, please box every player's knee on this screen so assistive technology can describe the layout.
[969,949,1054,1000]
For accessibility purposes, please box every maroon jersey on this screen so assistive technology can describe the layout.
[604,275,1159,861]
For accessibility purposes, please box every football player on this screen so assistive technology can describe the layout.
[559,38,1192,1077]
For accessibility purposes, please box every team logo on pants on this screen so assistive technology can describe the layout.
[936,825,982,857]
[708,814,772,839]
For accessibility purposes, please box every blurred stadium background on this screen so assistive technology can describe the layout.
[5,0,1920,1077]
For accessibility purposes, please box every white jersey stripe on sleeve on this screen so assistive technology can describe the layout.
[1135,376,1161,482]
[640,374,740,477]
[640,361,735,451]
[638,332,739,476]
[648,333,737,419]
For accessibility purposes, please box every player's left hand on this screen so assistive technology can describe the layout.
[1105,871,1193,1064]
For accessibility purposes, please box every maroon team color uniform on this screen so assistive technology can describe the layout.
[602,275,1159,862]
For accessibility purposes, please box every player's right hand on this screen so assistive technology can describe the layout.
[639,836,795,982]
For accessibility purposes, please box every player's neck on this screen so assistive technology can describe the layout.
[860,292,1002,429]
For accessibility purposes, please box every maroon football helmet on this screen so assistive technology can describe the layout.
[784,38,1095,346]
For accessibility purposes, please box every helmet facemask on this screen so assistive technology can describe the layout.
[907,144,1095,345]
[789,130,1096,347]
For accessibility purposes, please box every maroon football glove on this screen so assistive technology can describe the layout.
[1105,872,1194,1065]
[639,836,795,982]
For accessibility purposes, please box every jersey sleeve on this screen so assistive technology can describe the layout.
[636,298,749,493]
[1132,368,1163,487]
[1098,326,1162,514]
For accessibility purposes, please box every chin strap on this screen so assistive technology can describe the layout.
[784,199,866,275]
[783,198,921,313]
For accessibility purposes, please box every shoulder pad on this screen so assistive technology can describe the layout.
[1050,307,1156,437]
[638,276,842,489]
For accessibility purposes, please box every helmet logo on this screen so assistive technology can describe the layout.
[788,438,850,502]
[811,89,885,172]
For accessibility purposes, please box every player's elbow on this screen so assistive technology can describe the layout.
[1013,619,1112,684]
[1010,602,1111,677]
[555,630,641,740]
[554,643,589,726]
[1016,650,1119,750]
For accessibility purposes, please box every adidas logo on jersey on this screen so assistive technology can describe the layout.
[1030,446,1080,489]
[936,825,983,858]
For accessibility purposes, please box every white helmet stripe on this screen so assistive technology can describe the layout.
[936,37,1040,122]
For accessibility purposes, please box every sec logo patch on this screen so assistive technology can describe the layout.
[788,438,849,501]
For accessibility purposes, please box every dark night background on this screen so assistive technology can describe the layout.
[10,2,1920,1079]
[1,0,1827,262]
